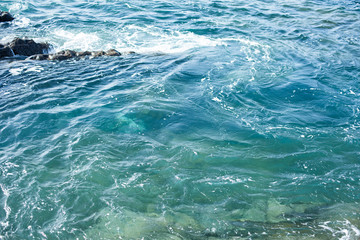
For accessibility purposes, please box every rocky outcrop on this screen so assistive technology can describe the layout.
[1,37,128,60]
[0,44,14,57]
[1,12,132,61]
[27,48,122,61]
[0,11,14,22]
[0,38,50,58]
[8,38,50,56]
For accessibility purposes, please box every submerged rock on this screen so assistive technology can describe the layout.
[85,208,203,239]
[0,11,14,22]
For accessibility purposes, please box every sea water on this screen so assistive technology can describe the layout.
[1,0,360,239]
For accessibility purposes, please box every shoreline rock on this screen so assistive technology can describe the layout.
[0,11,14,22]
[27,48,123,61]
[9,38,50,56]
[0,44,14,57]
[0,38,50,59]
[1,12,134,61]
[1,38,127,61]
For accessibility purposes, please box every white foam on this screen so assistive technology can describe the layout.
[25,66,44,73]
[0,184,10,228]
[319,220,360,240]
[114,25,223,54]
[9,2,28,12]
[0,35,16,45]
[47,25,270,57]
[51,29,101,52]
[14,17,31,28]
[9,67,24,76]
[9,65,43,76]
[212,97,222,102]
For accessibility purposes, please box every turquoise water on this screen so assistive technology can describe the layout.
[1,0,360,239]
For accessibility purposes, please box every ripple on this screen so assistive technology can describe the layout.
[1,0,360,239]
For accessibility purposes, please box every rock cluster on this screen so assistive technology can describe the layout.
[27,49,122,61]
[0,11,14,22]
[0,44,14,57]
[0,12,129,61]
[10,38,50,56]
[0,38,125,60]
[0,38,50,59]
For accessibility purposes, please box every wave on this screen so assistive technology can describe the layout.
[46,25,270,55]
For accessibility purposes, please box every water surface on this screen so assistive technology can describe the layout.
[1,0,360,239]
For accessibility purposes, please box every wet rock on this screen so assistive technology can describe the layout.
[0,44,14,58]
[27,54,49,60]
[48,55,69,61]
[25,48,125,61]
[105,49,121,56]
[91,50,106,57]
[0,11,14,22]
[8,38,50,56]
[46,49,113,61]
[76,51,92,57]
[48,50,76,60]
[57,50,76,57]
[35,49,122,61]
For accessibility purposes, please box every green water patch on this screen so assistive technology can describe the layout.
[82,201,360,239]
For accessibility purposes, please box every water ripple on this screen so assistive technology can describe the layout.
[1,0,360,239]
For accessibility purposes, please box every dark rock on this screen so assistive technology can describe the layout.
[105,49,121,56]
[0,11,14,22]
[0,44,14,58]
[91,51,106,57]
[48,50,76,60]
[8,38,50,56]
[1,37,128,61]
[56,50,76,57]
[76,51,92,57]
[48,54,68,61]
[27,48,127,61]
[27,54,49,60]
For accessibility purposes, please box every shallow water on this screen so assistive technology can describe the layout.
[1,0,360,239]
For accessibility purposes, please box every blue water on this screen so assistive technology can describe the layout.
[1,0,360,239]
